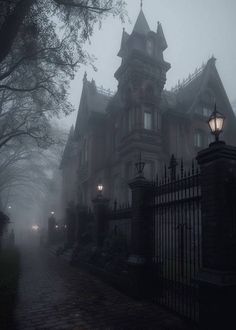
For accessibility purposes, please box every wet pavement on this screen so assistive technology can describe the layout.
[14,244,197,329]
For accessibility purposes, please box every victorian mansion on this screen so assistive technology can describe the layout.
[60,8,236,209]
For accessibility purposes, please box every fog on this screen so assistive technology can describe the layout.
[1,2,236,329]
[2,0,236,237]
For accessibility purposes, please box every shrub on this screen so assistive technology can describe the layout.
[0,247,20,329]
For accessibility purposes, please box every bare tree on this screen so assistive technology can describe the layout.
[0,0,127,149]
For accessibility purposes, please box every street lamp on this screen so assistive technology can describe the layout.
[97,183,103,197]
[32,225,39,231]
[208,103,225,143]
[50,211,55,215]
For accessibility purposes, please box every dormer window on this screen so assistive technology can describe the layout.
[146,39,154,56]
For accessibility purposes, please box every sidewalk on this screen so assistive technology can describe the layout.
[14,244,197,330]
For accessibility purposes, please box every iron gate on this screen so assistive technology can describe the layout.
[153,159,201,322]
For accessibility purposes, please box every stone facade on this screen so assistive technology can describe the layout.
[61,9,236,208]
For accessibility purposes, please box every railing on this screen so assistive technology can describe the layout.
[152,157,201,322]
[171,63,205,93]
[97,86,115,97]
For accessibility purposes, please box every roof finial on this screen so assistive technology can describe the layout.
[140,0,143,9]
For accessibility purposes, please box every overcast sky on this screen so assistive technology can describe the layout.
[61,0,236,128]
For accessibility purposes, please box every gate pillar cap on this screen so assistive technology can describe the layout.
[197,143,236,165]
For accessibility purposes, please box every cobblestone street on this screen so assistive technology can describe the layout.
[14,244,196,330]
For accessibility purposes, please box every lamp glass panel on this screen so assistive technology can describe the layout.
[209,118,216,132]
[98,185,103,191]
[215,117,224,131]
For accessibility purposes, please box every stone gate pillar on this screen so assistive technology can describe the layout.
[128,173,154,297]
[65,202,76,247]
[197,142,236,330]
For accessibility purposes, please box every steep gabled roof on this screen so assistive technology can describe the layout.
[166,58,215,113]
[60,126,75,169]
[74,75,114,136]
[86,81,112,114]
[133,9,150,35]
[117,28,130,57]
[163,57,236,132]
[157,22,167,50]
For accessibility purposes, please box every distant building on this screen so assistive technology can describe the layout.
[60,8,236,208]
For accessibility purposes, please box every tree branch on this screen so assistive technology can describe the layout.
[0,0,33,64]
[53,0,112,13]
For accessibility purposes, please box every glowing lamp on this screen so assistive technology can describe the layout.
[32,225,39,231]
[97,184,103,192]
[208,103,225,143]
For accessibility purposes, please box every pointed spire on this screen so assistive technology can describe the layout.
[117,26,130,58]
[119,27,129,50]
[157,21,167,50]
[133,8,150,35]
[208,55,216,66]
[83,71,87,84]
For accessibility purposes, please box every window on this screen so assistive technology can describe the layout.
[146,40,154,56]
[203,107,212,117]
[144,112,152,130]
[194,130,204,148]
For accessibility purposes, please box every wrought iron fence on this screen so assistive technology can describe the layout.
[153,158,201,322]
[109,202,132,250]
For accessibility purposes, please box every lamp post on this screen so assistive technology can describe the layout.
[208,103,225,143]
[135,153,145,177]
[93,183,109,248]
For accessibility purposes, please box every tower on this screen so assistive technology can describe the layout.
[114,7,170,179]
